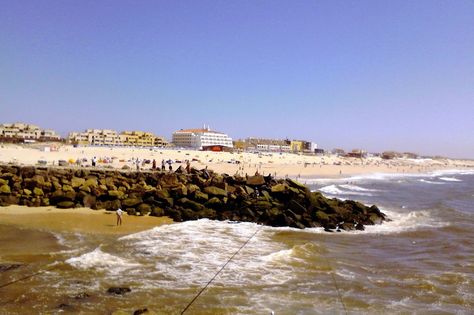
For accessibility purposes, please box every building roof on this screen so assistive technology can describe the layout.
[175,128,225,135]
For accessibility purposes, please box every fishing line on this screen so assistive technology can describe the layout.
[0,264,57,290]
[320,249,348,315]
[181,224,263,314]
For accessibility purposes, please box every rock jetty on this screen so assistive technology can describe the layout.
[0,164,386,231]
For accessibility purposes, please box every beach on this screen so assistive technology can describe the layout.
[1,144,474,313]
[1,143,472,179]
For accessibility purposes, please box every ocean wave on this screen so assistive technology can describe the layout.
[119,220,300,287]
[353,209,449,234]
[318,184,373,196]
[419,179,445,185]
[339,184,380,192]
[439,177,462,182]
[303,169,474,183]
[66,247,141,275]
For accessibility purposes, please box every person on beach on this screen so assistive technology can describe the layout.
[152,159,156,170]
[161,159,166,171]
[92,156,96,167]
[116,208,123,226]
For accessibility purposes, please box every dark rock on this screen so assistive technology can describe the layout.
[204,197,223,209]
[204,186,227,197]
[0,184,11,194]
[107,287,131,295]
[57,201,75,209]
[122,198,142,207]
[193,191,209,202]
[150,206,164,217]
[134,308,149,315]
[83,194,96,208]
[246,175,265,186]
[137,203,152,215]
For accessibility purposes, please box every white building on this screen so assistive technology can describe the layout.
[172,127,233,150]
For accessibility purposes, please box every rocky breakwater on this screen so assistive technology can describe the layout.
[0,164,386,231]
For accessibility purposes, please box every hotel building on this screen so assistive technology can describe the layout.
[172,127,233,150]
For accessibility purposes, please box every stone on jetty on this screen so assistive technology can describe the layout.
[0,164,387,231]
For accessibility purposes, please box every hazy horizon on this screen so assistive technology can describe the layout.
[1,1,473,159]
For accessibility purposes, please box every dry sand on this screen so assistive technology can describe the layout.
[0,143,473,178]
[0,205,172,235]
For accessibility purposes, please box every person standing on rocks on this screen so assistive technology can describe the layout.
[116,208,123,226]
[161,159,166,172]
[152,159,156,170]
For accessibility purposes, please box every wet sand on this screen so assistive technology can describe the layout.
[0,206,172,236]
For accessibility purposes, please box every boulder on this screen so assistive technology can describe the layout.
[179,198,205,212]
[0,184,11,194]
[150,206,164,217]
[71,177,86,188]
[246,175,265,186]
[108,190,125,199]
[286,179,308,191]
[57,201,75,209]
[204,186,227,197]
[193,191,209,202]
[137,203,152,215]
[33,187,44,196]
[204,197,223,209]
[83,194,97,208]
[122,198,142,207]
[62,184,74,192]
[155,189,170,200]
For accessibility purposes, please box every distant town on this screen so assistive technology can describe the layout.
[0,122,426,159]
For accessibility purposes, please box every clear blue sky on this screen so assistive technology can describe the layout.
[1,1,473,158]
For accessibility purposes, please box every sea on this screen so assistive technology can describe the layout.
[0,169,473,314]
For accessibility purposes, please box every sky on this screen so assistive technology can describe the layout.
[1,0,473,158]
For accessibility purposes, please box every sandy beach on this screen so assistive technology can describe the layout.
[1,143,473,179]
[0,205,172,235]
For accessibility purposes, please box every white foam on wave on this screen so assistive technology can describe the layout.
[296,208,448,235]
[419,179,445,185]
[439,177,462,182]
[66,247,141,275]
[353,209,449,234]
[119,220,304,288]
[318,184,373,196]
[303,169,474,184]
[339,184,380,192]
[318,184,345,195]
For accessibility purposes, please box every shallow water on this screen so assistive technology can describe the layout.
[0,170,473,314]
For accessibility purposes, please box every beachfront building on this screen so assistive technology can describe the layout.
[119,131,168,147]
[172,126,233,150]
[0,122,61,142]
[235,137,291,152]
[68,129,168,147]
